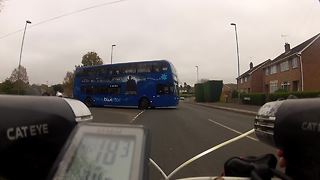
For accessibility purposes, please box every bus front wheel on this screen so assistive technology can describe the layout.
[84,97,94,107]
[139,98,150,110]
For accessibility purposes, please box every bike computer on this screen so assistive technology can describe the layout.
[49,123,149,180]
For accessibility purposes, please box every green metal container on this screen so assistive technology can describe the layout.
[195,83,204,102]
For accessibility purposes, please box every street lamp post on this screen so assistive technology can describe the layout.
[110,44,116,64]
[230,23,241,102]
[195,66,199,83]
[18,20,32,95]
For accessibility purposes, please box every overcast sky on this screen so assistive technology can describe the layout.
[0,0,319,85]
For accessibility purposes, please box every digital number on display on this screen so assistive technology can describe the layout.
[65,134,136,180]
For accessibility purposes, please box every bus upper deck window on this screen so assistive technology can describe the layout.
[125,65,137,74]
[137,63,151,73]
[152,63,161,72]
[161,62,169,71]
[100,67,108,75]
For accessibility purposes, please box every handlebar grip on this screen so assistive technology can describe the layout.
[224,154,277,179]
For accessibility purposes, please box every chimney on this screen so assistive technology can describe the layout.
[250,62,253,69]
[285,43,290,53]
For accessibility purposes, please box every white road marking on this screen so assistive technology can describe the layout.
[130,110,145,123]
[208,119,258,142]
[149,158,168,179]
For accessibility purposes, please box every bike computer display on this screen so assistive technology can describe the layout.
[50,123,149,180]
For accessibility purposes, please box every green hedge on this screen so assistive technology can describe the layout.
[240,93,266,106]
[240,91,320,106]
[268,91,320,101]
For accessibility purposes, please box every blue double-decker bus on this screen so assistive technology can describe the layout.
[73,60,179,109]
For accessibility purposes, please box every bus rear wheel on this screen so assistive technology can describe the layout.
[139,98,150,110]
[84,97,94,107]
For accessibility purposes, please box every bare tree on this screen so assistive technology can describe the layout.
[0,0,6,13]
[63,71,74,97]
[8,65,29,84]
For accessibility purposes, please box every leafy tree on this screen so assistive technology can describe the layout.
[63,71,74,97]
[81,52,103,66]
[8,65,29,84]
[0,80,14,94]
[51,84,64,93]
[0,79,28,95]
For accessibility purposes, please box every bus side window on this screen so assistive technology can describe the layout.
[114,68,120,75]
[81,86,94,94]
[109,86,120,95]
[157,84,171,95]
[75,69,83,76]
[88,69,93,76]
[152,63,161,72]
[161,62,169,72]
[137,63,152,73]
[125,64,137,74]
[82,69,88,76]
[97,67,108,76]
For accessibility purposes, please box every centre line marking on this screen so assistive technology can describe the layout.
[130,110,145,123]
[208,118,258,142]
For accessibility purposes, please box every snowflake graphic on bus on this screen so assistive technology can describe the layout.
[73,60,179,109]
[160,73,168,80]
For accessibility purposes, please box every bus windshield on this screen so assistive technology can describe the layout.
[73,60,179,109]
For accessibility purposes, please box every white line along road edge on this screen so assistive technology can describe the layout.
[130,110,145,123]
[208,119,258,142]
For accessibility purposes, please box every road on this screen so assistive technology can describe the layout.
[90,102,275,179]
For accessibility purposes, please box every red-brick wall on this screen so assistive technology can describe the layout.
[238,76,251,93]
[250,68,264,92]
[263,59,301,93]
[301,37,320,91]
[238,67,266,93]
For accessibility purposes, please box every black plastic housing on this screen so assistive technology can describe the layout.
[255,98,320,179]
[0,95,92,180]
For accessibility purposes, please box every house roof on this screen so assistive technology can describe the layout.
[267,33,320,66]
[237,60,270,79]
[224,83,237,90]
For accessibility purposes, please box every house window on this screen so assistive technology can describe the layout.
[280,61,289,72]
[265,68,270,75]
[281,81,290,91]
[269,80,278,93]
[244,77,248,82]
[240,78,244,84]
[270,65,277,74]
[292,57,298,68]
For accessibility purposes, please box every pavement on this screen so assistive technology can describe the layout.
[90,102,275,179]
[184,98,261,116]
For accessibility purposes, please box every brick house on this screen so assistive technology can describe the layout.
[220,83,237,102]
[262,33,320,93]
[237,60,270,93]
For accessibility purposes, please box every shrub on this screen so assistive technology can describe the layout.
[231,90,238,98]
[268,91,320,101]
[240,93,266,106]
